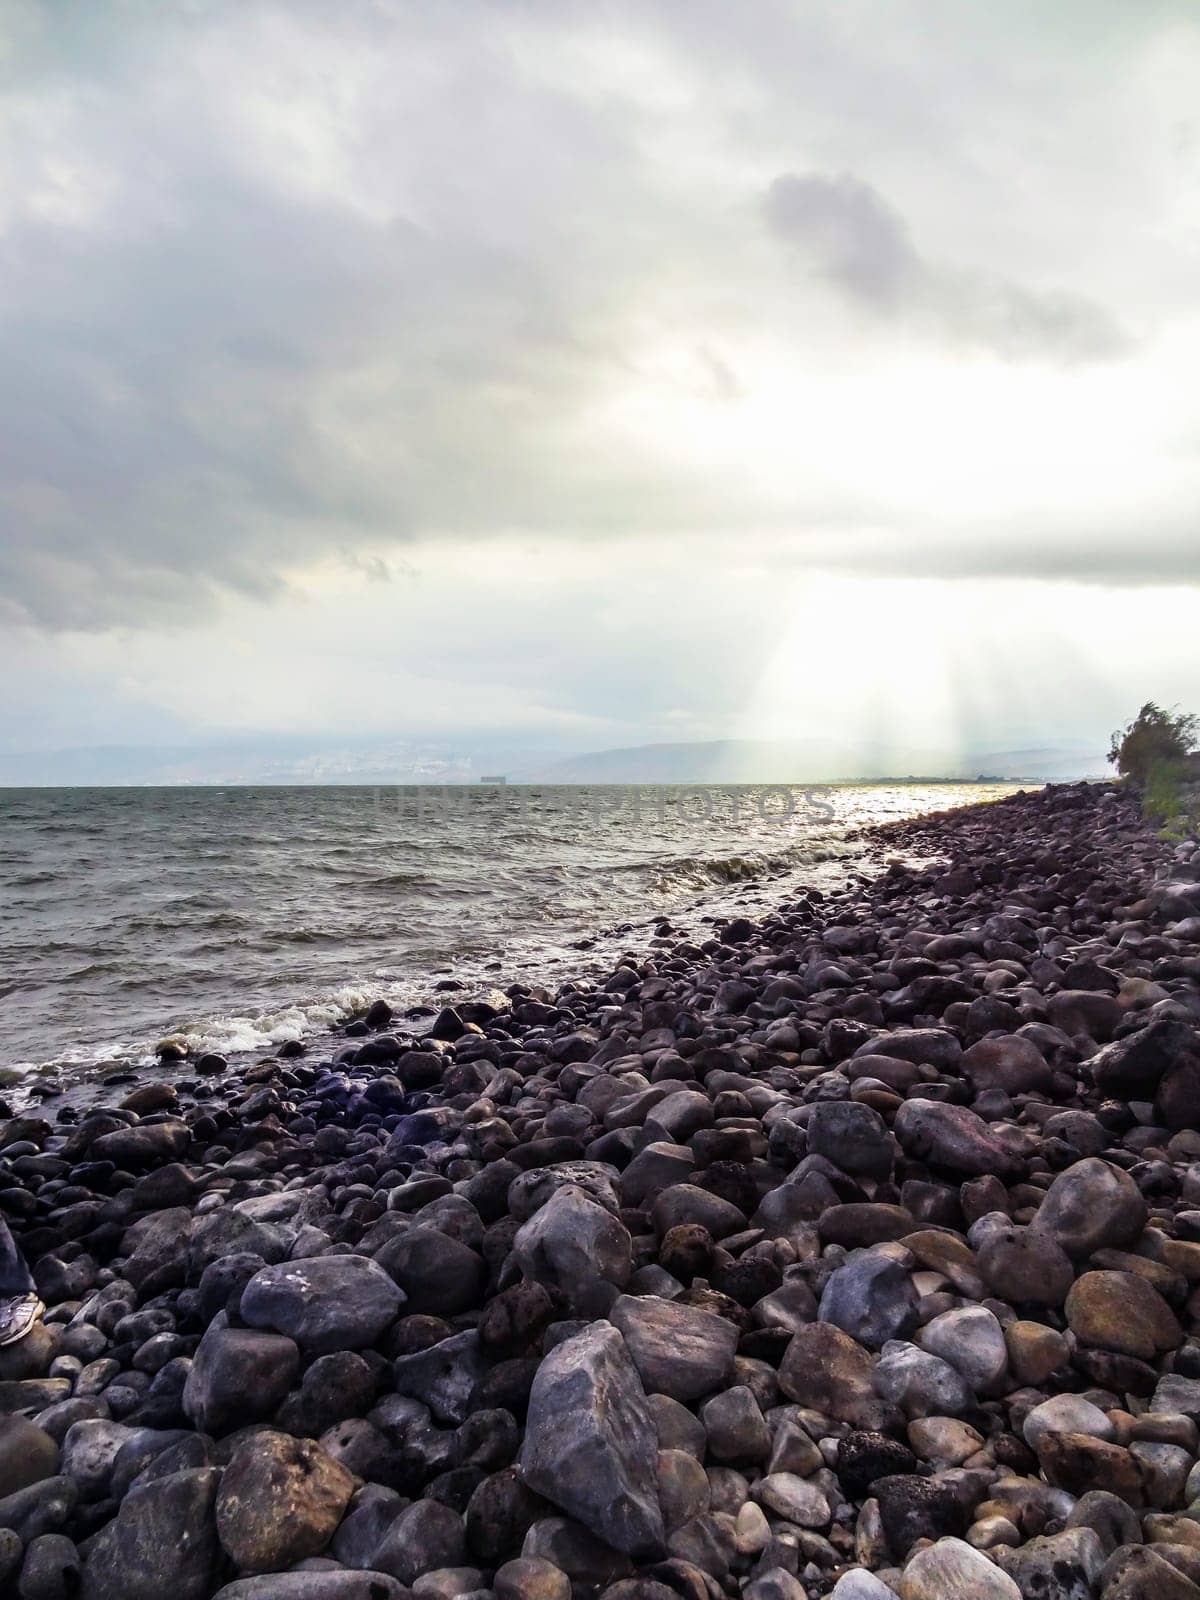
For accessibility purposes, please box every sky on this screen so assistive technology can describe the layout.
[2,0,1199,779]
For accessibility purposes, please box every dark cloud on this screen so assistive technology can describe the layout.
[766,170,1131,365]
[0,0,1191,641]
[765,173,919,307]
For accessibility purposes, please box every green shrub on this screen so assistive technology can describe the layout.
[1143,758,1186,824]
[1109,702,1199,838]
[1109,702,1198,787]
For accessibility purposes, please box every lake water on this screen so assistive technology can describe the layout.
[0,782,1013,1083]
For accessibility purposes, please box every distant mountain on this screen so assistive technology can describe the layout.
[0,737,557,787]
[0,734,1107,787]
[521,738,1106,785]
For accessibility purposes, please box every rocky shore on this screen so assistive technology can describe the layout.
[3,781,1200,1600]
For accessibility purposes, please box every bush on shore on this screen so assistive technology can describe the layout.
[1109,701,1199,837]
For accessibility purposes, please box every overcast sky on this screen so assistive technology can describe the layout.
[2,0,1198,775]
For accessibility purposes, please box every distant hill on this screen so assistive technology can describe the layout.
[521,738,1106,785]
[0,734,1107,787]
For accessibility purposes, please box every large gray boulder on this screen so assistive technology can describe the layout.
[918,1306,1008,1393]
[372,1497,467,1585]
[806,1101,893,1180]
[519,1322,665,1558]
[513,1185,632,1315]
[893,1100,1023,1179]
[994,1525,1105,1599]
[374,1226,485,1315]
[1030,1158,1147,1259]
[608,1294,737,1402]
[240,1254,404,1352]
[60,1419,139,1501]
[182,1325,300,1435]
[213,1577,410,1600]
[899,1536,1021,1598]
[818,1251,918,1350]
[81,1468,221,1600]
[391,1329,485,1427]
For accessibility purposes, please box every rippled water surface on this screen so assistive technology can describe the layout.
[0,783,1014,1078]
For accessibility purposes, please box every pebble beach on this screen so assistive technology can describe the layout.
[3,780,1200,1600]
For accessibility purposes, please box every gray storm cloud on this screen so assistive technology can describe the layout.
[765,171,1131,365]
[0,0,1196,642]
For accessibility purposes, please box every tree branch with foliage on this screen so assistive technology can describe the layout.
[1109,701,1199,836]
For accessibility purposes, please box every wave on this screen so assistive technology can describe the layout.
[620,838,857,895]
[171,976,512,1063]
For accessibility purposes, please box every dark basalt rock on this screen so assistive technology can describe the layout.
[519,1322,665,1559]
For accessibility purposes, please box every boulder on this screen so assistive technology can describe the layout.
[91,1122,190,1169]
[754,1472,830,1527]
[1087,1018,1195,1096]
[778,1323,898,1430]
[240,1255,404,1352]
[1037,1433,1142,1503]
[818,1250,918,1351]
[1030,1159,1148,1260]
[494,1557,572,1600]
[391,1330,486,1427]
[518,1323,665,1559]
[873,1343,972,1419]
[60,1419,138,1501]
[182,1326,300,1435]
[0,1416,59,1499]
[1064,1270,1180,1359]
[212,1578,410,1600]
[374,1227,486,1316]
[18,1532,81,1600]
[960,1035,1053,1096]
[699,1385,771,1464]
[994,1526,1105,1599]
[1099,1546,1200,1600]
[899,1536,1021,1599]
[0,1477,77,1543]
[976,1224,1075,1307]
[608,1296,737,1403]
[508,1163,621,1222]
[215,1430,356,1573]
[876,1476,967,1558]
[893,1100,1023,1179]
[1023,1394,1115,1450]
[373,1497,466,1585]
[80,1468,220,1600]
[836,1431,919,1498]
[918,1305,1007,1392]
[513,1186,633,1315]
[806,1102,893,1180]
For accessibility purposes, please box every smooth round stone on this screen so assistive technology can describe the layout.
[754,1471,831,1528]
[1064,1270,1180,1360]
[918,1306,1007,1392]
[656,1448,710,1531]
[907,1417,985,1466]
[494,1557,571,1600]
[1005,1320,1070,1385]
[1022,1394,1115,1450]
[967,1516,1022,1550]
[734,1500,770,1554]
[830,1573,901,1599]
[899,1537,1022,1600]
